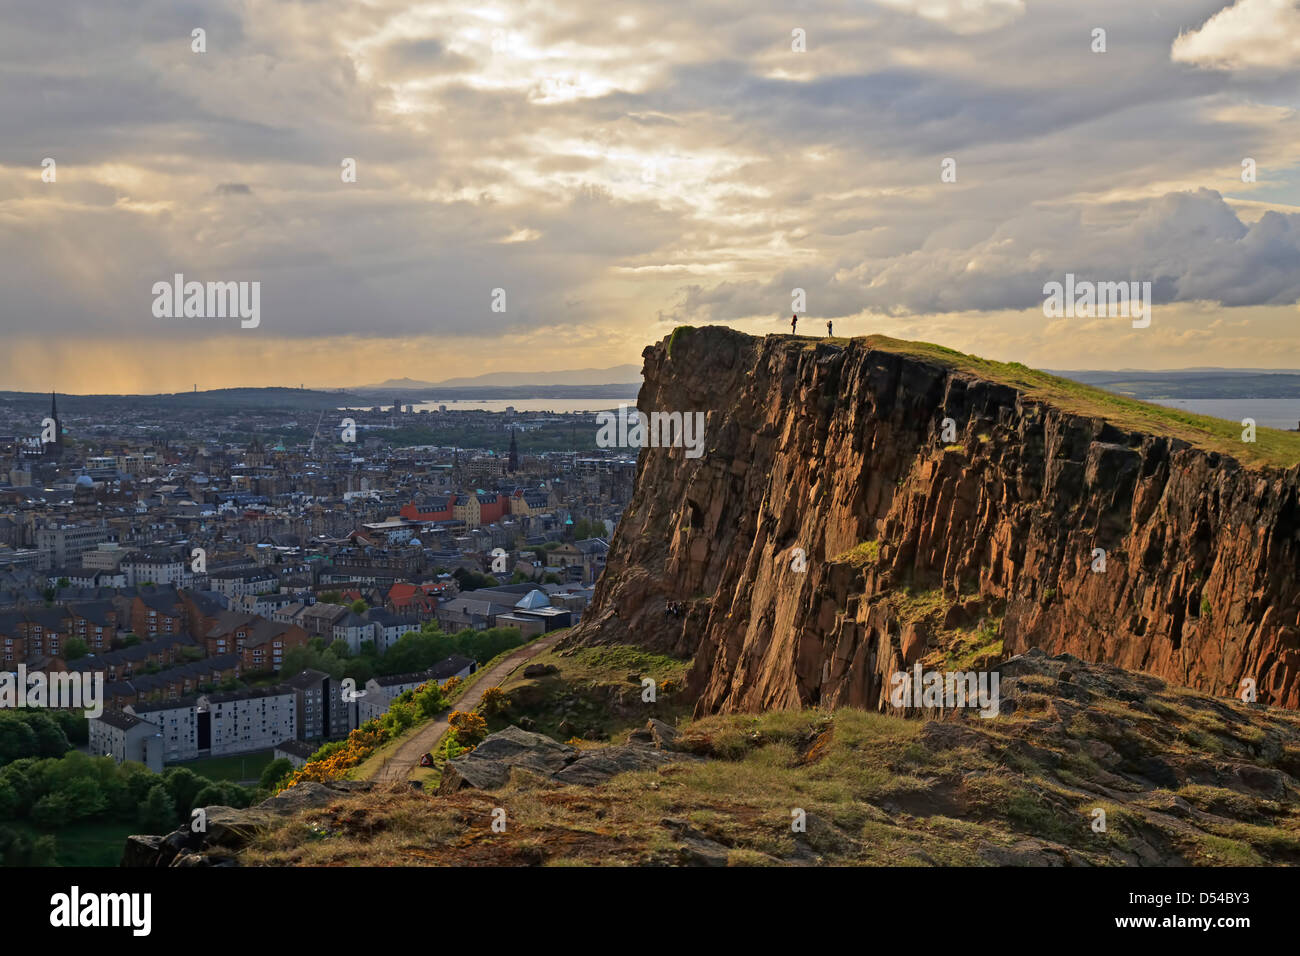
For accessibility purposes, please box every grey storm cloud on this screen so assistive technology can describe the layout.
[678,190,1300,320]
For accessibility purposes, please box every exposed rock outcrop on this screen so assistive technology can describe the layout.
[566,326,1300,712]
[122,781,368,867]
[437,721,689,794]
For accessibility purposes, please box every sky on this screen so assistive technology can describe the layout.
[1,0,1299,393]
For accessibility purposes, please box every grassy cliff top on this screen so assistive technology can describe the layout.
[851,334,1300,470]
[684,325,1300,471]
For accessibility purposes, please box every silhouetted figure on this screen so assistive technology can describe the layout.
[791,313,798,335]
[827,320,833,336]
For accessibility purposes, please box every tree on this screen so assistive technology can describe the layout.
[22,713,70,759]
[259,758,293,790]
[452,568,498,592]
[31,791,74,829]
[349,599,368,614]
[0,825,56,866]
[342,658,373,685]
[319,591,342,604]
[281,645,314,676]
[61,775,108,820]
[50,711,89,745]
[162,767,202,814]
[0,718,38,766]
[139,784,176,832]
[328,639,352,659]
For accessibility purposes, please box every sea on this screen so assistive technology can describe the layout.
[341,398,628,414]
[1149,398,1300,432]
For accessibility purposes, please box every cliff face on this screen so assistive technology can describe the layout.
[566,326,1300,713]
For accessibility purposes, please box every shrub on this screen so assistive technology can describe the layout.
[478,687,509,717]
[448,711,488,746]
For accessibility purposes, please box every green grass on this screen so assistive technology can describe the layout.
[834,541,880,567]
[172,749,275,783]
[13,820,142,867]
[667,326,693,357]
[860,334,1300,469]
[527,643,685,686]
[945,618,1004,670]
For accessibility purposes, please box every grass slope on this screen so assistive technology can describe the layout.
[237,647,1300,867]
[857,334,1300,469]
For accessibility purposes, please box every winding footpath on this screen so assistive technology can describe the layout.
[374,633,563,783]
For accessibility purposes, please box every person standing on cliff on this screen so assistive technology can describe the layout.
[827,320,833,337]
[791,313,798,335]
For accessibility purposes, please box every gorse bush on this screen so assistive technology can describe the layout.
[478,686,509,717]
[286,723,389,788]
[448,710,488,746]
[280,679,452,791]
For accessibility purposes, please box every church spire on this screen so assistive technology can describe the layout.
[508,427,518,473]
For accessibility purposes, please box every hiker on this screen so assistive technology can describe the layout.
[791,313,798,335]
[827,320,833,336]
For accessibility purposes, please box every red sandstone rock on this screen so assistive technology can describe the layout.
[564,327,1300,713]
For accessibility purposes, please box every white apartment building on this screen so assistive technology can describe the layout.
[88,711,164,772]
[200,686,297,757]
[126,699,199,762]
[123,553,190,587]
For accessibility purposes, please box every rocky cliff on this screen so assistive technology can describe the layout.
[565,326,1300,713]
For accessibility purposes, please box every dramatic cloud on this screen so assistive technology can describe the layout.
[1,0,1299,391]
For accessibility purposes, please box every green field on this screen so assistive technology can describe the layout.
[13,820,140,867]
[171,749,275,783]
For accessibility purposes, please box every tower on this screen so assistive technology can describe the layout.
[45,391,63,458]
[508,427,518,474]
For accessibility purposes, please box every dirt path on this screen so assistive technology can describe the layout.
[374,633,563,783]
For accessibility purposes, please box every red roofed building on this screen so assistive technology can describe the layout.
[386,582,452,621]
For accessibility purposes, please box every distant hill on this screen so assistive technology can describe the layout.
[1051,369,1300,400]
[355,365,642,391]
[0,387,361,412]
